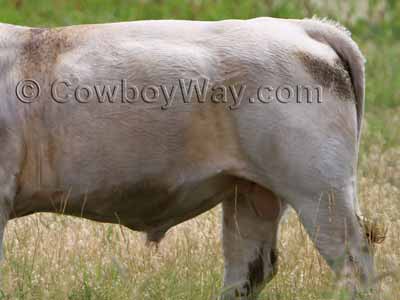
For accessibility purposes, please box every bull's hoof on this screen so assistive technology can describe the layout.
[220,283,257,300]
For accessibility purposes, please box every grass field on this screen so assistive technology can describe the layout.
[0,0,399,299]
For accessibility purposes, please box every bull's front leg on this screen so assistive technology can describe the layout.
[0,208,9,261]
[0,129,24,260]
[0,171,16,260]
[221,182,285,300]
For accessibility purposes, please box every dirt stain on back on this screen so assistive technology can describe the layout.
[20,27,76,79]
[295,50,354,101]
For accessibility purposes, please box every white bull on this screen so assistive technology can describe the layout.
[0,17,377,299]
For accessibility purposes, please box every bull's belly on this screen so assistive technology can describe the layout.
[13,172,235,239]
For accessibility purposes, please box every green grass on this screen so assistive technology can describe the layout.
[0,0,399,299]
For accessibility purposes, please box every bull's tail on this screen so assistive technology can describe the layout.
[299,18,366,142]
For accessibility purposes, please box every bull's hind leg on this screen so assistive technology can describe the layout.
[221,181,285,300]
[289,181,374,296]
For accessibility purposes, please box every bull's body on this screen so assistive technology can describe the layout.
[0,18,371,299]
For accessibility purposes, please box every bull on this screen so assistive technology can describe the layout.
[0,17,384,299]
